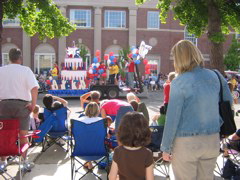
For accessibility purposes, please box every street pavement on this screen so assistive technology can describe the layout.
[4,90,240,180]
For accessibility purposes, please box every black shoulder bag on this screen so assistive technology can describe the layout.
[213,70,237,137]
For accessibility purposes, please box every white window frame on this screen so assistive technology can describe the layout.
[236,33,240,39]
[104,10,126,28]
[147,11,160,29]
[184,27,197,46]
[1,53,9,66]
[34,53,55,74]
[70,9,91,28]
[3,17,20,27]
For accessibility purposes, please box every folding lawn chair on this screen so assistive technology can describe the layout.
[0,119,40,180]
[215,138,240,178]
[148,126,170,179]
[35,107,70,152]
[70,119,110,180]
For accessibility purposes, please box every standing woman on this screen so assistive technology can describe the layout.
[161,40,232,180]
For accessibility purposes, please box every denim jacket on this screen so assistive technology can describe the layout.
[160,66,233,153]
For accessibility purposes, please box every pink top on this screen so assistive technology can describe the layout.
[101,99,131,115]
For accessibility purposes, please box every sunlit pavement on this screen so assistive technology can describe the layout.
[4,90,240,179]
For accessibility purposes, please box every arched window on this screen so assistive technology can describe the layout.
[1,43,18,66]
[184,27,197,46]
[34,43,55,75]
[105,45,122,57]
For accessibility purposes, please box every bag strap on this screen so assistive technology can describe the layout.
[213,70,223,102]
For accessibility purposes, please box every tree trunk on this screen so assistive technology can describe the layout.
[0,1,3,66]
[207,0,224,74]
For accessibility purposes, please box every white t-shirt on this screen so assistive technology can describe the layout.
[0,64,39,101]
[75,116,103,124]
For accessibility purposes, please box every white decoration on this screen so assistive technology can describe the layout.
[107,59,111,66]
[80,78,86,89]
[138,41,152,58]
[61,80,66,90]
[96,63,100,68]
[71,80,78,90]
[51,80,58,90]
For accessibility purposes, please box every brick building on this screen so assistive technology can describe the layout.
[1,0,237,75]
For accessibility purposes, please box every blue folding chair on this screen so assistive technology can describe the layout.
[35,107,70,152]
[71,119,109,180]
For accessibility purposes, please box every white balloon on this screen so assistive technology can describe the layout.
[107,59,111,66]
[89,69,93,74]
[96,63,100,68]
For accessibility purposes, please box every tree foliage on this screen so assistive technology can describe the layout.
[224,37,240,70]
[2,0,75,40]
[135,0,240,72]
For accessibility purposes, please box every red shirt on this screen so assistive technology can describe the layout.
[101,99,131,115]
[163,81,171,104]
[128,62,135,72]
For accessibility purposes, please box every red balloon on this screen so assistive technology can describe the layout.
[145,69,151,74]
[145,64,151,69]
[113,58,117,63]
[98,57,101,62]
[88,74,94,79]
[109,52,114,56]
[102,73,107,78]
[128,54,133,58]
[104,55,109,60]
[143,59,148,65]
[96,50,101,57]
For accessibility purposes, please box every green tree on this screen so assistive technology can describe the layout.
[224,37,240,70]
[78,44,89,62]
[119,47,131,78]
[0,0,76,65]
[136,0,240,73]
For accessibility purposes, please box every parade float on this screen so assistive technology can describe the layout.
[48,41,152,98]
[48,47,90,96]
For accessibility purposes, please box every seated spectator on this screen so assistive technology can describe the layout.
[126,92,149,121]
[151,105,166,126]
[43,94,68,111]
[222,129,240,156]
[75,102,106,170]
[29,105,41,130]
[80,91,101,109]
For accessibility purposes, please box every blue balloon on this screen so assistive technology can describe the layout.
[99,69,104,74]
[93,69,97,74]
[93,65,97,69]
[135,60,141,64]
[131,46,136,51]
[133,53,138,58]
[110,61,115,65]
[109,56,115,61]
[93,57,98,63]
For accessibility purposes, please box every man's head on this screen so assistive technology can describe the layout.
[90,91,100,102]
[43,95,54,109]
[9,48,22,63]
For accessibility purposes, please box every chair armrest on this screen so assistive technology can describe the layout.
[20,130,41,139]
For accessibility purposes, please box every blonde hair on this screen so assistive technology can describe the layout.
[126,92,137,103]
[171,40,204,74]
[33,105,40,114]
[168,72,176,82]
[85,102,100,118]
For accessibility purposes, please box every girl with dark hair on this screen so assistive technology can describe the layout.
[109,112,154,180]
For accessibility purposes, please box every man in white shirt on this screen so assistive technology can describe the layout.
[0,48,39,171]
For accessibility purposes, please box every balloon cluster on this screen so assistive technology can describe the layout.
[87,50,107,79]
[144,59,151,74]
[127,46,141,64]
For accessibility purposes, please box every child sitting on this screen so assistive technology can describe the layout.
[109,112,154,180]
[151,105,166,126]
[29,105,41,130]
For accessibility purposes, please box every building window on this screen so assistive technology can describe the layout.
[70,9,91,27]
[236,33,240,39]
[184,27,197,46]
[1,53,9,65]
[104,10,126,28]
[3,17,20,26]
[147,11,160,29]
[34,53,55,75]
